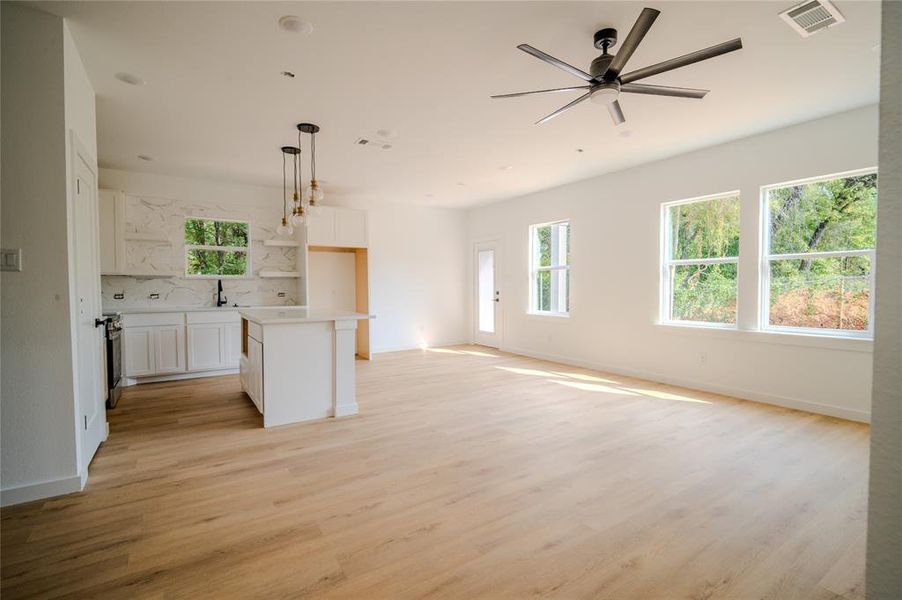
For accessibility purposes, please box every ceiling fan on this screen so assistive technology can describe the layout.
[491,7,742,126]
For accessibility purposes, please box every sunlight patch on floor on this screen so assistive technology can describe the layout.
[550,371,616,383]
[496,366,566,378]
[551,380,638,395]
[620,388,712,404]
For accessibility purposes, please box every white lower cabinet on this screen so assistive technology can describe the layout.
[153,325,186,374]
[187,324,226,371]
[123,310,240,379]
[124,326,155,377]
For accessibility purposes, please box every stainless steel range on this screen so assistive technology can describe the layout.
[101,312,123,408]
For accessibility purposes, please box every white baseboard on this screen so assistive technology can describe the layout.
[335,402,359,417]
[124,368,239,386]
[1,473,84,507]
[501,345,870,424]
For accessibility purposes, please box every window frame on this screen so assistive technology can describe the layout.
[183,216,252,278]
[528,219,571,317]
[759,167,877,340]
[660,191,741,329]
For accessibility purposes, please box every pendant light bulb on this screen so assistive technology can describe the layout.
[277,216,293,236]
[290,205,305,226]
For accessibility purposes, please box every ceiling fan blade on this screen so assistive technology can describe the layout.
[607,100,626,125]
[518,44,595,82]
[620,83,708,99]
[619,38,743,84]
[491,86,591,99]
[535,92,592,124]
[603,7,660,80]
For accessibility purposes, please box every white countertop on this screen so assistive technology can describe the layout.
[239,307,373,325]
[108,305,305,315]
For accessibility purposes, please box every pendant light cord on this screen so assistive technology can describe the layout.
[311,132,316,181]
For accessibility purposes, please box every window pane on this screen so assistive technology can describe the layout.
[769,255,871,331]
[185,218,249,247]
[477,250,495,333]
[671,262,737,323]
[553,268,570,314]
[669,196,740,260]
[767,173,877,255]
[187,250,247,276]
[535,270,551,312]
[535,225,552,267]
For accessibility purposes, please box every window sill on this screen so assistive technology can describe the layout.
[182,275,255,280]
[526,311,570,320]
[655,322,873,352]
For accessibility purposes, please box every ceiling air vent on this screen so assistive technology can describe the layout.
[779,0,845,38]
[354,138,393,151]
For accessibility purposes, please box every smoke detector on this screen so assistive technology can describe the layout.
[779,0,845,38]
[278,16,313,35]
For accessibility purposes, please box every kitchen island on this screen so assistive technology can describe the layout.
[238,307,372,428]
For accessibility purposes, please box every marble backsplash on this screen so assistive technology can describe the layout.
[101,191,302,310]
[102,275,299,309]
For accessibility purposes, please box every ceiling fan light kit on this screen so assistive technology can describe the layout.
[492,7,743,126]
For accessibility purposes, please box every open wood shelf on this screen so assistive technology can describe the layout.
[259,270,302,278]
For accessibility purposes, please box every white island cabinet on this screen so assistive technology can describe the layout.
[238,308,372,428]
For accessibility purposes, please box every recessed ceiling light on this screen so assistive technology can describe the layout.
[375,129,398,139]
[618,130,633,138]
[456,182,466,187]
[138,155,153,161]
[278,16,313,35]
[425,193,434,198]
[499,165,513,171]
[114,72,144,86]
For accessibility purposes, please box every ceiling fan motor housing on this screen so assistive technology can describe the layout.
[590,54,615,80]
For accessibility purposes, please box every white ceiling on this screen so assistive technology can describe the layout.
[38,1,881,208]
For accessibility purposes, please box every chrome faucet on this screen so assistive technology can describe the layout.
[216,279,228,307]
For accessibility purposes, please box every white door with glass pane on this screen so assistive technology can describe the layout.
[474,241,501,347]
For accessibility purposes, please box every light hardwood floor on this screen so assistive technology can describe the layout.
[1,346,869,599]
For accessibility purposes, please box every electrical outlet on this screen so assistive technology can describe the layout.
[149,293,160,300]
[114,293,125,300]
[699,352,708,366]
[277,292,286,298]
[0,248,22,272]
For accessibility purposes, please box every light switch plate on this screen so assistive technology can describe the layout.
[1,248,22,272]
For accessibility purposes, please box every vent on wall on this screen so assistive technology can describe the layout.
[779,0,845,38]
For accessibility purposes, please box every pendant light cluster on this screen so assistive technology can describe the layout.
[276,122,325,236]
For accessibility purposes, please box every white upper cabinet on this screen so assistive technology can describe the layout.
[306,207,367,248]
[98,188,125,274]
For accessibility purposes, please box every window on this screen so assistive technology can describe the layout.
[184,217,250,277]
[762,169,877,336]
[662,193,740,326]
[529,220,570,316]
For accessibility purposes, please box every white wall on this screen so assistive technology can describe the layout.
[467,106,878,422]
[1,4,97,504]
[366,204,469,353]
[866,1,902,593]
